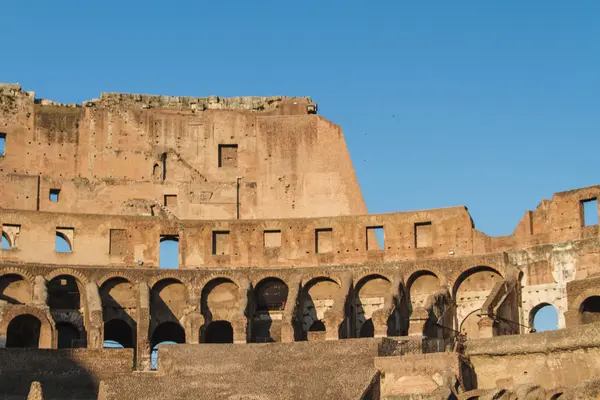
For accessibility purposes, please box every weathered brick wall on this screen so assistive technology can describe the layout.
[0,348,133,398]
[465,323,600,390]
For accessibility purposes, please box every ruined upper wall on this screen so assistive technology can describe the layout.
[0,84,366,220]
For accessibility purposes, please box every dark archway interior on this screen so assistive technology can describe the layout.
[581,296,600,324]
[256,278,288,311]
[151,321,185,348]
[309,320,326,332]
[57,322,80,348]
[6,314,41,348]
[48,275,80,310]
[104,319,135,348]
[359,319,374,338]
[205,320,234,343]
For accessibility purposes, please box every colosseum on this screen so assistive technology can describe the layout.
[1,83,600,399]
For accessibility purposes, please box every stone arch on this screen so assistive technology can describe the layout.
[98,272,137,287]
[150,278,189,331]
[0,266,35,283]
[251,277,289,343]
[46,273,87,345]
[201,277,240,322]
[300,276,341,339]
[0,273,33,304]
[406,270,440,306]
[205,320,234,344]
[453,266,503,337]
[56,321,81,348]
[580,296,600,325]
[354,274,392,337]
[45,268,89,286]
[150,274,192,293]
[150,320,186,371]
[529,302,559,332]
[0,306,54,348]
[104,318,135,349]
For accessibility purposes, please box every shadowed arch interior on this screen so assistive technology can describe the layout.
[355,274,391,337]
[6,314,41,348]
[151,321,185,348]
[48,275,81,310]
[0,274,31,304]
[255,278,289,311]
[205,320,234,343]
[104,319,135,348]
[581,296,600,324]
[57,322,80,348]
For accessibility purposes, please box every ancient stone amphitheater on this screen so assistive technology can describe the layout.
[1,83,600,399]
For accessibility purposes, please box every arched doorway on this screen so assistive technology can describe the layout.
[150,322,185,371]
[453,267,502,339]
[252,278,288,343]
[205,321,234,343]
[48,274,86,347]
[57,322,80,349]
[300,277,339,340]
[104,319,135,349]
[6,314,41,348]
[530,303,559,332]
[355,275,392,337]
[581,296,600,324]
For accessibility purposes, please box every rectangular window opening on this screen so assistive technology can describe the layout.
[366,226,384,250]
[315,228,333,254]
[212,230,230,255]
[414,222,432,249]
[164,194,177,208]
[50,188,60,202]
[0,133,5,156]
[109,229,127,256]
[159,235,179,269]
[582,198,599,227]
[264,230,282,249]
[218,144,238,168]
[56,227,74,253]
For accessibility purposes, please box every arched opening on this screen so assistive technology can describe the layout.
[1,231,11,249]
[252,278,289,343]
[150,278,188,327]
[57,322,80,348]
[355,275,391,337]
[530,304,558,332]
[0,274,32,304]
[359,319,374,338]
[104,319,135,349]
[150,321,185,371]
[55,232,72,252]
[581,296,600,325]
[48,275,81,310]
[6,314,41,348]
[256,278,288,311]
[101,277,137,349]
[453,266,502,339]
[309,320,325,332]
[300,277,339,340]
[205,320,234,343]
[159,236,179,269]
[407,271,440,306]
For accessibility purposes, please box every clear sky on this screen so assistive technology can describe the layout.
[2,1,597,331]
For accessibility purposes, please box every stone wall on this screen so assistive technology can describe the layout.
[0,348,133,398]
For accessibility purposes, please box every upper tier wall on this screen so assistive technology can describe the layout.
[0,184,598,268]
[0,84,366,220]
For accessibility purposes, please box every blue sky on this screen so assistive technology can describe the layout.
[2,1,597,331]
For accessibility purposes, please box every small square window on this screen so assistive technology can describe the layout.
[264,230,282,248]
[0,133,5,156]
[315,228,333,254]
[2,224,20,249]
[218,144,238,168]
[366,226,384,250]
[50,189,60,202]
[164,194,177,208]
[582,198,599,227]
[415,222,432,248]
[212,230,230,255]
[56,227,74,252]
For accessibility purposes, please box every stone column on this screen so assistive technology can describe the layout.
[281,278,300,343]
[31,276,48,307]
[477,315,495,338]
[85,282,103,349]
[408,307,429,336]
[137,282,151,371]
